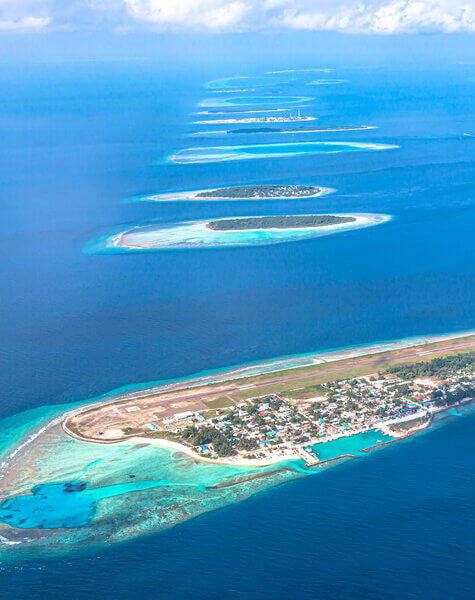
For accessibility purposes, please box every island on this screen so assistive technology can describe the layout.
[227,125,372,134]
[195,115,316,124]
[196,184,322,199]
[1,333,473,554]
[63,336,475,466]
[88,212,389,253]
[206,215,356,231]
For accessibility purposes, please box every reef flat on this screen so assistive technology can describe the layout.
[308,79,348,85]
[205,70,335,91]
[200,95,314,108]
[85,213,391,253]
[206,73,299,90]
[169,141,398,164]
[0,333,473,556]
[0,409,304,556]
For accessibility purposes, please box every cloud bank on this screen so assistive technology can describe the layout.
[0,0,473,33]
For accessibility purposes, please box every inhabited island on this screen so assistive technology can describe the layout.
[207,215,356,231]
[227,125,372,134]
[63,337,475,465]
[196,184,322,199]
[0,333,473,554]
[195,115,316,124]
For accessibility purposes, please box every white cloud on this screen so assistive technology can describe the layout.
[0,16,51,31]
[0,0,473,33]
[0,0,52,31]
[276,1,475,34]
[124,0,249,30]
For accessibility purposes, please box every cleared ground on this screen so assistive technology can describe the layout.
[64,335,475,443]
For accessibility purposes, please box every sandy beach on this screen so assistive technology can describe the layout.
[130,436,301,467]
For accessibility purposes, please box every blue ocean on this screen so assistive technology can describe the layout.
[0,46,474,598]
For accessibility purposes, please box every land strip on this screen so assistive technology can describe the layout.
[63,335,475,454]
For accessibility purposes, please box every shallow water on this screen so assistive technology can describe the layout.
[0,399,305,554]
[130,186,334,203]
[308,78,348,85]
[0,482,97,529]
[86,213,390,252]
[308,429,394,461]
[0,53,473,597]
[169,140,397,163]
[200,95,313,107]
[206,73,302,90]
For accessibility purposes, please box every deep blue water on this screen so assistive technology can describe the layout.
[1,61,473,419]
[0,55,474,597]
[2,410,474,599]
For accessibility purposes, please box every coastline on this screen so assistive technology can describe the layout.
[92,213,391,253]
[194,116,317,124]
[130,436,301,467]
[61,398,474,472]
[60,395,474,472]
[3,330,474,483]
[132,185,333,203]
[60,328,475,421]
[0,342,473,555]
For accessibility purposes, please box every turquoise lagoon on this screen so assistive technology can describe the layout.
[308,79,348,85]
[206,70,335,90]
[206,73,299,90]
[85,213,391,253]
[307,429,395,462]
[0,403,305,554]
[0,482,98,529]
[169,141,398,164]
[200,95,313,107]
[0,398,466,556]
[0,339,472,555]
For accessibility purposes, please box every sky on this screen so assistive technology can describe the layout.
[0,0,473,34]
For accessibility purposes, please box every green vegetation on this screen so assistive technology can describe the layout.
[181,425,237,457]
[208,215,355,231]
[388,352,475,379]
[203,396,233,409]
[387,414,430,434]
[283,384,327,400]
[145,430,179,441]
[236,437,259,451]
[431,383,475,407]
[197,185,320,199]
